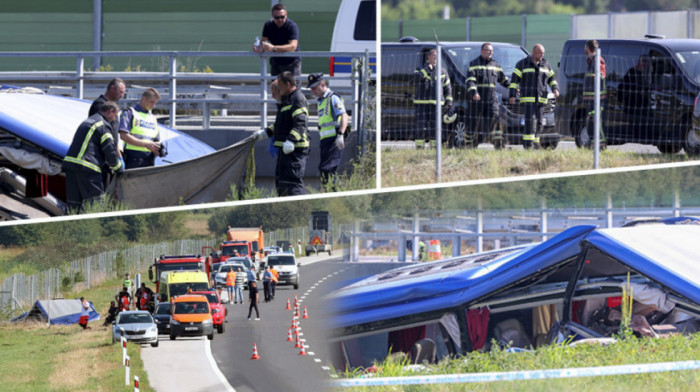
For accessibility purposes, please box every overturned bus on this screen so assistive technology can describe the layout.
[327,220,700,370]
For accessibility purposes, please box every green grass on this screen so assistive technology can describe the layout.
[338,335,700,392]
[381,147,691,187]
[0,276,153,391]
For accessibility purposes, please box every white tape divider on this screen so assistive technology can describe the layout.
[124,355,130,386]
[332,360,700,387]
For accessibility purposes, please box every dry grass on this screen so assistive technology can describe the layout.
[381,147,691,187]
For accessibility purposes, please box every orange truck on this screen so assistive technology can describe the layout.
[202,227,265,273]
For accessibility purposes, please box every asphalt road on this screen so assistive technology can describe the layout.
[382,140,665,154]
[141,253,403,392]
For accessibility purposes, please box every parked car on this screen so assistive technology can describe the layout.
[557,37,700,155]
[266,253,300,290]
[191,290,227,334]
[213,263,247,288]
[381,38,559,148]
[152,302,172,335]
[169,294,214,341]
[112,310,159,347]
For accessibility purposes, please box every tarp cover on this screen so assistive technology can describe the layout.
[331,223,700,329]
[12,299,100,325]
[110,137,254,208]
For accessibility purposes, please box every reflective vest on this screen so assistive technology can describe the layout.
[124,278,133,290]
[124,108,159,152]
[226,271,235,286]
[318,91,344,140]
[270,268,279,283]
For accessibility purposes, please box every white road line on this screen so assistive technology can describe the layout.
[205,340,236,392]
[308,352,315,356]
[315,359,322,363]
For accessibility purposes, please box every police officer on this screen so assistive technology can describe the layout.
[123,273,134,296]
[119,88,165,169]
[308,73,348,190]
[583,39,607,149]
[466,43,510,149]
[509,44,559,149]
[413,49,452,149]
[256,71,310,196]
[62,101,123,212]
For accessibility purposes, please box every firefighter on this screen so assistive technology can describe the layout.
[256,71,310,196]
[413,49,452,149]
[509,44,559,149]
[308,73,348,190]
[116,286,132,311]
[466,43,510,148]
[62,101,123,212]
[583,39,607,149]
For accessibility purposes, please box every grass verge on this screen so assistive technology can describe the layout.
[339,334,700,392]
[381,147,691,187]
[0,276,152,392]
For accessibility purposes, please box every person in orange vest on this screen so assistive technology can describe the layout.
[116,286,131,311]
[226,269,236,304]
[269,265,279,299]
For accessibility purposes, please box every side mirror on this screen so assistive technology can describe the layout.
[297,263,301,267]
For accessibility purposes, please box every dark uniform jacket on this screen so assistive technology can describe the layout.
[509,57,558,104]
[466,56,509,101]
[62,113,122,174]
[413,63,453,106]
[265,88,310,151]
[584,55,607,101]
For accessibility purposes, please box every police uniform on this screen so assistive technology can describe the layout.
[509,57,558,148]
[62,112,122,211]
[310,74,346,189]
[119,104,160,169]
[265,88,310,196]
[466,55,509,148]
[413,62,452,147]
[584,55,607,146]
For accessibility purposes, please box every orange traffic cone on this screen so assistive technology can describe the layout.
[294,307,300,318]
[298,340,307,355]
[286,328,293,342]
[290,317,297,330]
[251,343,260,360]
[302,306,309,319]
[285,298,291,310]
[294,334,302,348]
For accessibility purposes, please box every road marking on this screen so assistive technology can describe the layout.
[315,359,322,363]
[301,296,307,299]
[308,352,315,356]
[205,340,236,392]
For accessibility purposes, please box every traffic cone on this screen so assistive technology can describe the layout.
[286,328,293,342]
[302,306,309,319]
[294,307,300,318]
[298,340,308,355]
[250,343,260,360]
[290,317,297,330]
[294,334,302,348]
[285,298,291,310]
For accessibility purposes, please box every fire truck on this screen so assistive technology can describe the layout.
[148,255,211,292]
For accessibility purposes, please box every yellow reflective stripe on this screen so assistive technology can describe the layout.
[319,129,337,139]
[520,97,536,103]
[549,81,558,87]
[294,140,309,147]
[476,84,496,88]
[290,130,301,140]
[280,105,292,112]
[509,83,519,89]
[468,86,477,92]
[513,68,522,77]
[125,144,150,152]
[585,73,595,76]
[100,133,113,144]
[443,79,450,87]
[522,134,535,141]
[522,68,536,73]
[468,66,503,72]
[420,69,429,79]
[64,156,102,173]
[274,141,285,147]
[414,99,437,104]
[76,121,102,161]
[292,107,308,118]
[466,77,476,82]
[110,160,122,171]
[539,97,548,104]
[548,70,555,77]
[534,137,540,143]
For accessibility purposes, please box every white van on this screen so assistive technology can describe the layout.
[329,0,377,87]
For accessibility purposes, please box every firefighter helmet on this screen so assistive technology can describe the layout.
[442,106,457,124]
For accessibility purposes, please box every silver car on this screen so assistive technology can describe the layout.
[214,263,247,287]
[112,310,159,347]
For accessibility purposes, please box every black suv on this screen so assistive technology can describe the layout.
[381,39,558,148]
[556,37,700,155]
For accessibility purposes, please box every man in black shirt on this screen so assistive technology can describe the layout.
[253,4,301,76]
[247,281,260,320]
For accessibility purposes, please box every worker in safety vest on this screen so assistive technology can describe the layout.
[413,49,452,149]
[226,269,236,304]
[269,265,279,299]
[308,73,348,191]
[116,286,132,311]
[119,88,166,168]
[123,273,134,296]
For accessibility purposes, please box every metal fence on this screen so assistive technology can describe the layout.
[0,238,217,319]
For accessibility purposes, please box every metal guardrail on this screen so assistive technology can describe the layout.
[0,50,376,134]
